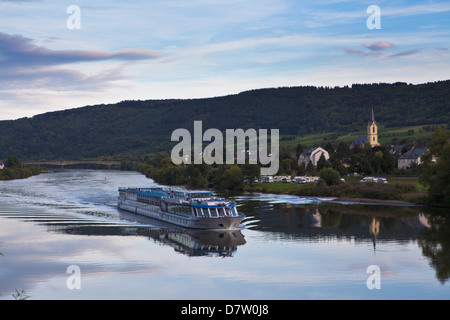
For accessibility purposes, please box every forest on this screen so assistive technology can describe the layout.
[0,80,449,161]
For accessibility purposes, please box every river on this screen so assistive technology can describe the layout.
[0,170,449,300]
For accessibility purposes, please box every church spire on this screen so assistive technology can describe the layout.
[367,105,380,147]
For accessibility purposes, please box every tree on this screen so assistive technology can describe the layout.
[295,144,304,158]
[419,142,450,205]
[335,163,348,176]
[419,129,450,205]
[242,164,260,182]
[336,141,352,162]
[297,162,306,176]
[371,150,383,173]
[427,128,450,158]
[222,165,243,191]
[306,161,317,175]
[317,154,328,171]
[319,168,341,186]
[380,150,395,173]
[6,155,21,168]
[351,153,373,175]
[424,143,450,204]
[324,141,335,154]
[281,158,293,174]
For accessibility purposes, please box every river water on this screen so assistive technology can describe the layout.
[0,170,449,300]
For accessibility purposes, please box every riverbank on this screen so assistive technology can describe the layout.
[242,178,429,206]
[326,196,421,206]
[0,165,43,181]
[0,156,43,181]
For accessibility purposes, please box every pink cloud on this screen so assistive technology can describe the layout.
[363,41,395,51]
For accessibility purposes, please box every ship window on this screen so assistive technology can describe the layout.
[209,208,218,217]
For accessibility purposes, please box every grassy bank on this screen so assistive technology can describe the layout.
[0,155,42,181]
[0,166,42,181]
[243,177,428,204]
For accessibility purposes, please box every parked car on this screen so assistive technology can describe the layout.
[292,176,307,184]
[281,176,291,183]
[261,176,274,183]
[360,177,388,183]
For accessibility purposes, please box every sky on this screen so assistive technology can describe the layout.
[0,0,449,120]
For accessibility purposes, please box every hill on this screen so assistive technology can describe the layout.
[0,80,449,161]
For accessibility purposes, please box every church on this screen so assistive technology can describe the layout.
[350,107,380,148]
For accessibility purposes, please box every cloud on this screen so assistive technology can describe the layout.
[345,41,396,57]
[388,49,421,58]
[0,32,162,67]
[345,48,366,55]
[0,32,162,96]
[299,2,450,29]
[364,41,395,51]
[383,3,450,17]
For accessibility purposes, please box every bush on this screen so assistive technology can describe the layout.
[326,182,416,200]
[319,168,341,186]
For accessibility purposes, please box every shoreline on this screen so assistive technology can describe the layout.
[240,179,433,207]
[325,196,422,206]
[238,190,424,207]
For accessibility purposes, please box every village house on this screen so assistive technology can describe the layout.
[0,161,4,170]
[298,147,329,168]
[387,144,404,155]
[397,147,428,170]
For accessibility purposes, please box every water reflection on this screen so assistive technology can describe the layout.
[417,214,450,284]
[161,230,246,257]
[1,171,449,299]
[0,208,246,258]
[233,192,450,284]
[369,217,380,250]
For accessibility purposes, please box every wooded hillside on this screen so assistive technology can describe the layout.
[0,80,448,160]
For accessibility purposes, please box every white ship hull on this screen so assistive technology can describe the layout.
[118,199,244,230]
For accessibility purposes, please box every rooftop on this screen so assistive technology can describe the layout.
[398,147,428,159]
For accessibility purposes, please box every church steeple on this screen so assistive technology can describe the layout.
[368,105,376,125]
[367,106,380,147]
[371,105,375,123]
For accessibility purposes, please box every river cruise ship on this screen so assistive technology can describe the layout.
[118,187,244,230]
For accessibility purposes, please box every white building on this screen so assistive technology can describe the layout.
[397,147,428,170]
[0,161,4,170]
[298,147,330,168]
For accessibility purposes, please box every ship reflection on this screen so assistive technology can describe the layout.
[159,229,246,257]
[28,210,247,258]
[117,208,247,257]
